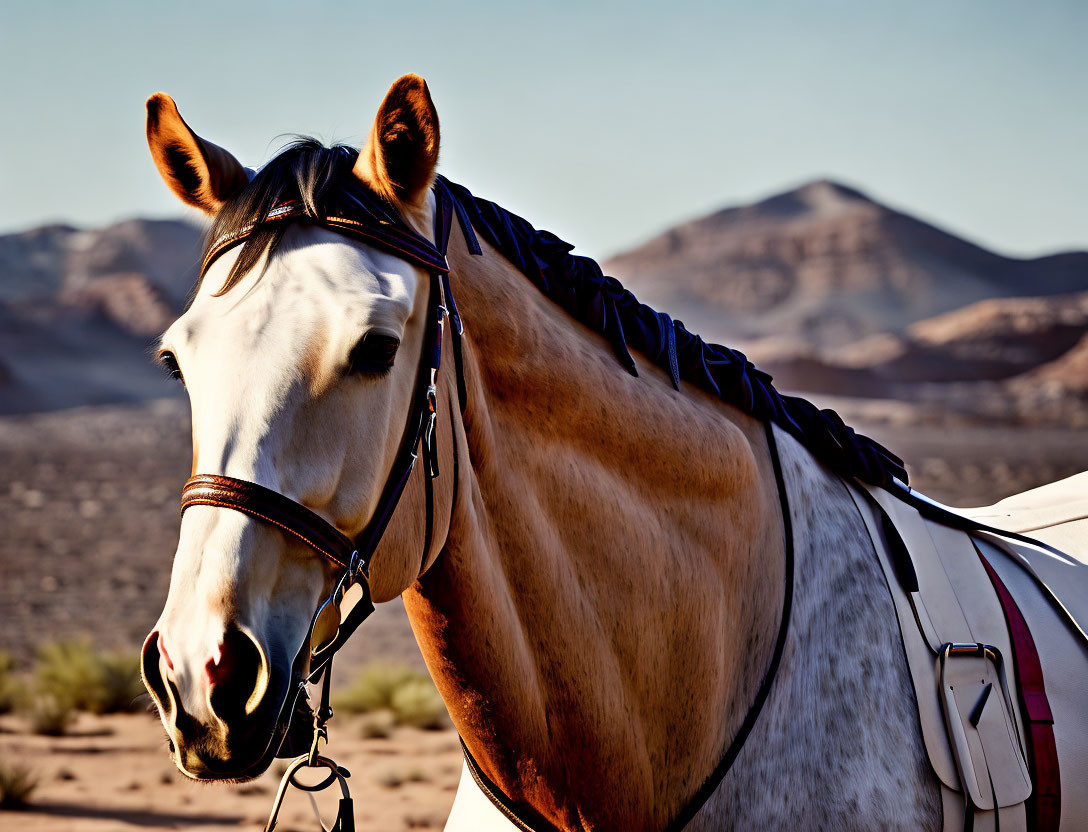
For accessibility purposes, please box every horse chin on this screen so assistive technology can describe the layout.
[171,676,307,783]
[172,712,286,782]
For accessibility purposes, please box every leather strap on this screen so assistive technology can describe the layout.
[181,475,355,570]
[434,175,474,412]
[202,183,451,278]
[976,547,1061,832]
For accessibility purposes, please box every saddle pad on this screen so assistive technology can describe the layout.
[975,536,1088,828]
[963,472,1088,646]
[963,471,1088,536]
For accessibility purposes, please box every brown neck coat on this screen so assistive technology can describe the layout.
[391,232,787,831]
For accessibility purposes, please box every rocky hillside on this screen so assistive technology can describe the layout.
[761,291,1088,392]
[0,219,201,413]
[1,181,1086,419]
[604,180,1088,349]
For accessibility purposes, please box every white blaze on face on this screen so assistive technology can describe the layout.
[152,224,427,730]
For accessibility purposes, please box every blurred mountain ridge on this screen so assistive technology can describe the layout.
[605,179,1088,349]
[0,218,202,413]
[2,182,1086,420]
[604,180,1088,424]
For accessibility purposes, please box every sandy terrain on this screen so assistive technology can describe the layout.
[0,712,462,831]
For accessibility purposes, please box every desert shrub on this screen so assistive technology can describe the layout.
[337,663,449,729]
[32,641,143,714]
[95,652,146,713]
[359,709,395,739]
[390,678,448,730]
[0,760,38,809]
[336,664,423,714]
[25,694,74,736]
[374,766,403,789]
[0,653,23,715]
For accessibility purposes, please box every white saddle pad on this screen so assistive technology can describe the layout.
[963,472,1088,645]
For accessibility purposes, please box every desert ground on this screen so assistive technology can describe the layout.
[2,395,1088,830]
[0,712,462,831]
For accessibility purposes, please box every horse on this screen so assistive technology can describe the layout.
[139,74,1088,830]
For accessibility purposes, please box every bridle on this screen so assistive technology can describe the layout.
[176,174,478,829]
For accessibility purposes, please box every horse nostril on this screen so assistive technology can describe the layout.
[208,627,265,722]
[141,630,170,709]
[205,641,234,687]
[158,632,175,673]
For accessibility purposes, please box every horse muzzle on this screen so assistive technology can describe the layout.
[140,626,305,781]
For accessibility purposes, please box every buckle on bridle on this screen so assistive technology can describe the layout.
[423,381,440,479]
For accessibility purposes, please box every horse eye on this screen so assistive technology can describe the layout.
[158,350,184,385]
[347,333,400,375]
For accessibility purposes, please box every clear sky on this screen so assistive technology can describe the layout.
[1,0,1085,260]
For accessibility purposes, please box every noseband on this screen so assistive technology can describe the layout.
[176,176,478,785]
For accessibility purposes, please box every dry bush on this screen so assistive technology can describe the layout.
[336,664,424,714]
[359,709,396,739]
[0,652,22,714]
[374,767,403,789]
[390,678,449,730]
[406,812,445,829]
[24,694,75,736]
[0,760,38,808]
[404,767,428,783]
[337,663,450,730]
[33,641,143,714]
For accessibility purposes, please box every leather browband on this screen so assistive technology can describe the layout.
[201,197,452,278]
[181,475,356,571]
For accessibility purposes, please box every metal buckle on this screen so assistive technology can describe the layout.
[945,642,987,657]
[937,641,1032,809]
[423,375,440,479]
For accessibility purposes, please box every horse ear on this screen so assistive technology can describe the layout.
[353,74,440,209]
[146,93,248,215]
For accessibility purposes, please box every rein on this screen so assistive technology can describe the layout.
[180,177,796,831]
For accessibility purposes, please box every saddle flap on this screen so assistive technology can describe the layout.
[938,645,1032,810]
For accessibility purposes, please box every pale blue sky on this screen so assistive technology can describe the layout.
[1,0,1085,259]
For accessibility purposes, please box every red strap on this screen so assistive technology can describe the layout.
[976,544,1061,831]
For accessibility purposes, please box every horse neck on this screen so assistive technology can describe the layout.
[402,238,788,830]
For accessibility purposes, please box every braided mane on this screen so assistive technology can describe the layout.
[204,141,907,487]
[438,176,907,488]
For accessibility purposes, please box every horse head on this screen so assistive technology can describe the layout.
[140,75,453,780]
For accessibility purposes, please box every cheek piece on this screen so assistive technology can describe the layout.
[172,175,476,831]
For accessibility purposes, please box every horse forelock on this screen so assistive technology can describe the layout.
[195,139,362,302]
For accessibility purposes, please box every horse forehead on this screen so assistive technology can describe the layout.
[267,226,419,303]
[169,227,418,349]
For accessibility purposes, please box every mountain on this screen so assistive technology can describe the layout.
[0,218,203,306]
[1,181,1086,418]
[758,291,1088,398]
[604,180,1088,349]
[1012,333,1088,397]
[0,218,202,414]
